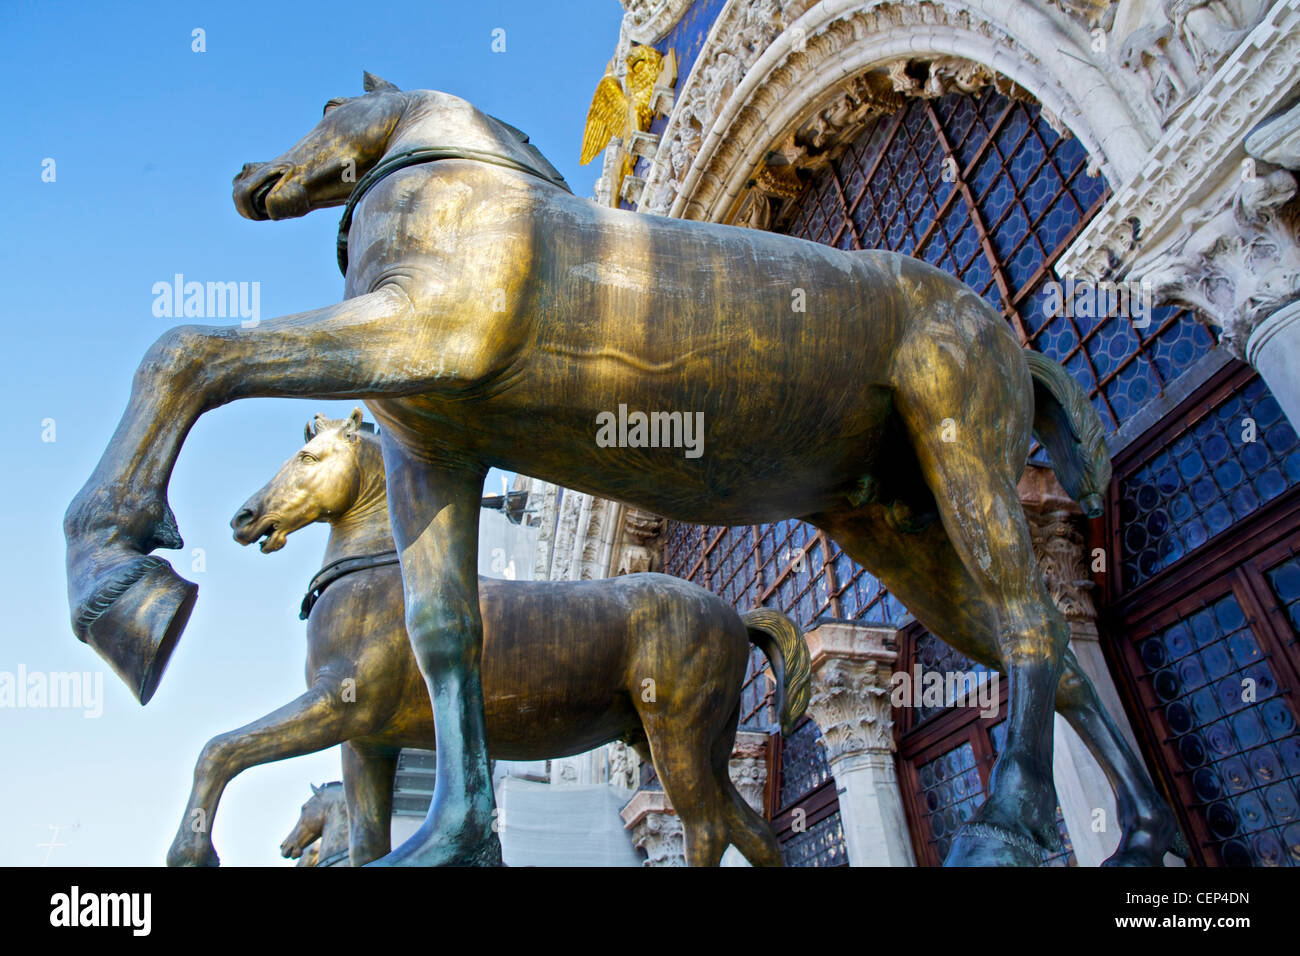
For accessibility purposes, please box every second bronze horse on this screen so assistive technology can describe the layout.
[166,412,810,866]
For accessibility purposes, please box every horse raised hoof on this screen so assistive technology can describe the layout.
[68,550,197,705]
[943,821,1046,867]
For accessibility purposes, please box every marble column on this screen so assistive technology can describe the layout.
[803,622,915,867]
[720,731,769,867]
[1019,466,1183,866]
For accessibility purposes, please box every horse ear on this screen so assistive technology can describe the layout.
[363,71,400,93]
[343,407,364,442]
[311,783,321,795]
[304,420,316,443]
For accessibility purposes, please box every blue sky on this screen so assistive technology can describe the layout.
[0,0,621,866]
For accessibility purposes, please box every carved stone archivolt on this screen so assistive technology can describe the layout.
[634,0,1141,225]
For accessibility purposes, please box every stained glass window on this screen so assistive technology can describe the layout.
[1119,377,1300,589]
[1136,593,1300,865]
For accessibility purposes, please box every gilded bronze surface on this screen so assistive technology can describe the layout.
[165,415,806,866]
[66,73,1178,866]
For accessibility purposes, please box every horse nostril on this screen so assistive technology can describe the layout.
[232,508,255,530]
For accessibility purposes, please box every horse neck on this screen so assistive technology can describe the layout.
[322,438,392,566]
[318,796,349,861]
[385,91,533,169]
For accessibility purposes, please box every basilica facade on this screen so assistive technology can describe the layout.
[507,0,1300,867]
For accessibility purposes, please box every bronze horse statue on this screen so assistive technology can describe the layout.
[165,412,808,867]
[65,72,1182,865]
[282,782,350,867]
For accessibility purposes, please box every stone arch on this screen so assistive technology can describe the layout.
[647,0,1153,224]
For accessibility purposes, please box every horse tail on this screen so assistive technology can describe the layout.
[1024,349,1112,518]
[741,608,811,736]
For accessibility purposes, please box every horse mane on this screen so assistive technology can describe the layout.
[481,113,571,194]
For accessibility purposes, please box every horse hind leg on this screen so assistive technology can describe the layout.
[1055,651,1188,865]
[640,714,730,866]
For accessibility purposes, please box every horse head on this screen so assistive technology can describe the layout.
[280,782,342,861]
[233,71,406,221]
[231,408,369,553]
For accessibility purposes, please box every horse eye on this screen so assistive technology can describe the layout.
[299,453,318,463]
[322,98,345,115]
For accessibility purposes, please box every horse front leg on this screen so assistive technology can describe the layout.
[63,285,424,701]
[166,678,365,866]
[368,442,495,866]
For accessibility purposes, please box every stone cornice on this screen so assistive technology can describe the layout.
[1057,0,1300,283]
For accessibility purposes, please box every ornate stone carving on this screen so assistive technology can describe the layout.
[729,731,769,813]
[620,790,685,866]
[1047,0,1116,30]
[808,658,895,761]
[1136,169,1300,357]
[1059,1,1300,285]
[615,507,665,575]
[1118,22,1199,124]
[638,0,1130,224]
[608,740,638,790]
[621,0,696,45]
[1026,509,1098,623]
[1165,0,1269,74]
[1118,0,1270,126]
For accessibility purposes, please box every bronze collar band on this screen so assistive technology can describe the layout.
[300,550,401,620]
[336,146,573,275]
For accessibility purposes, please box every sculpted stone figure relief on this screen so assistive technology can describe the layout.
[65,72,1182,866]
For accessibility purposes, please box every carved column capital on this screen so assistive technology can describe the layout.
[1137,168,1300,358]
[615,507,666,575]
[729,731,770,814]
[620,790,685,866]
[804,623,899,763]
[1019,465,1099,626]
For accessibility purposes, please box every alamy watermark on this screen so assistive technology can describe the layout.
[152,273,260,327]
[0,666,103,718]
[595,404,705,459]
[891,665,999,718]
[1041,276,1154,329]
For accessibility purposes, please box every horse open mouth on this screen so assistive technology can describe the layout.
[249,176,279,220]
[234,165,289,221]
[234,513,288,553]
